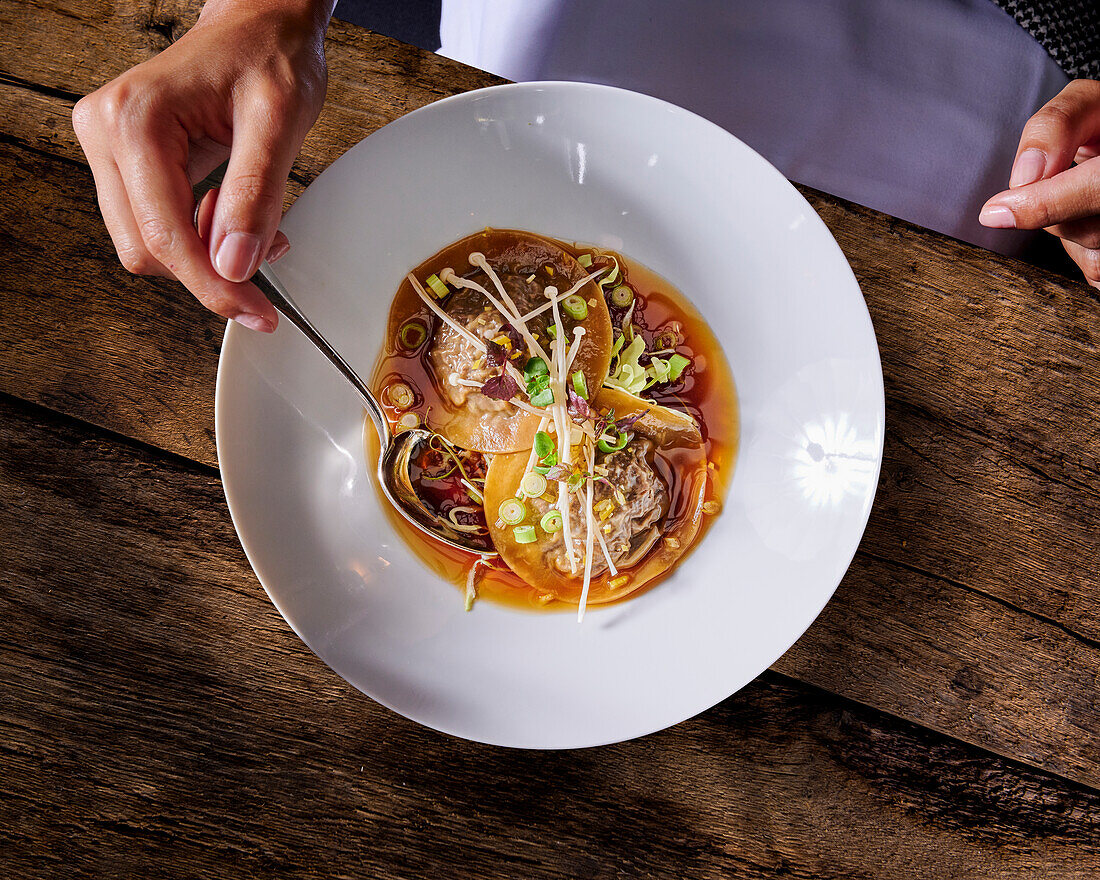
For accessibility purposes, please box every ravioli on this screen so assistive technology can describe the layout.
[483,388,707,606]
[397,229,614,453]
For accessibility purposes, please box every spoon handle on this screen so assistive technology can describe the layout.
[251,263,392,448]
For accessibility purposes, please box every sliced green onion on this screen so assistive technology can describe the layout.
[562,295,588,321]
[597,430,630,454]
[513,524,537,544]
[498,498,527,525]
[647,356,671,384]
[540,510,563,533]
[654,329,679,350]
[571,370,589,399]
[396,412,420,432]
[577,253,593,268]
[387,382,415,409]
[525,356,549,378]
[668,353,691,380]
[425,273,449,298]
[598,257,620,289]
[520,472,548,497]
[398,320,427,349]
[534,431,555,458]
[610,285,634,308]
[609,334,626,360]
[529,387,554,408]
[547,324,558,339]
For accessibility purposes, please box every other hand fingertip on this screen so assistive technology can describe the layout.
[266,236,291,264]
[979,203,1017,229]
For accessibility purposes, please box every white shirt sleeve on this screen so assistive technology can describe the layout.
[439,0,1068,255]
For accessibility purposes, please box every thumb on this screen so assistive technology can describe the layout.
[209,109,300,282]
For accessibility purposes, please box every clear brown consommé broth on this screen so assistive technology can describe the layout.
[366,236,739,612]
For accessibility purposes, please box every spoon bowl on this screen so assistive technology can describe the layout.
[252,263,497,558]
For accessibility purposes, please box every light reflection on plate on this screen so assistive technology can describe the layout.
[215,82,884,748]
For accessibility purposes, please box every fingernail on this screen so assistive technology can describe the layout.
[215,232,263,282]
[1009,149,1045,188]
[979,204,1016,228]
[266,239,291,263]
[234,313,274,333]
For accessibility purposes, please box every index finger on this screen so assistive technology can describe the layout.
[980,156,1100,230]
[114,128,278,330]
[1010,79,1100,187]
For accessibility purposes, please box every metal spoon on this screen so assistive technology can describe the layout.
[250,263,496,557]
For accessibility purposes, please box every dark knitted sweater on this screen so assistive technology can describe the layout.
[990,0,1100,79]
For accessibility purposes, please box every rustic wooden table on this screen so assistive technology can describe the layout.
[4,3,1100,877]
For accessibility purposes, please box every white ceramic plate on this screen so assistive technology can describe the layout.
[216,82,884,748]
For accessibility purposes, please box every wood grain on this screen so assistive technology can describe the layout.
[3,394,1100,880]
[4,1,1100,789]
[0,137,225,465]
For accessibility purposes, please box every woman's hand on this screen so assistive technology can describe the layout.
[72,0,334,331]
[979,79,1100,290]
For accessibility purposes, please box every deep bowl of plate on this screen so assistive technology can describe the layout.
[215,81,884,748]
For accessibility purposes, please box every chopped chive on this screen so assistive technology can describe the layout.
[520,472,548,497]
[668,353,691,380]
[387,382,415,409]
[610,285,634,308]
[398,320,427,349]
[425,273,449,299]
[498,498,527,525]
[513,524,538,544]
[562,295,588,321]
[597,429,630,454]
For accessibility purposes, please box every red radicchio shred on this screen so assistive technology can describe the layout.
[481,373,521,400]
[497,323,525,355]
[615,408,650,432]
[543,463,573,482]
[484,339,507,367]
[567,388,597,421]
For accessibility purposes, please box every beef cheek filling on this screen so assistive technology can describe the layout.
[428,271,550,414]
[531,438,668,577]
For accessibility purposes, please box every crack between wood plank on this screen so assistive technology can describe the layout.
[855,547,1100,652]
[766,669,1100,798]
[0,70,84,103]
[892,394,1100,494]
[0,133,88,172]
[0,390,219,480]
